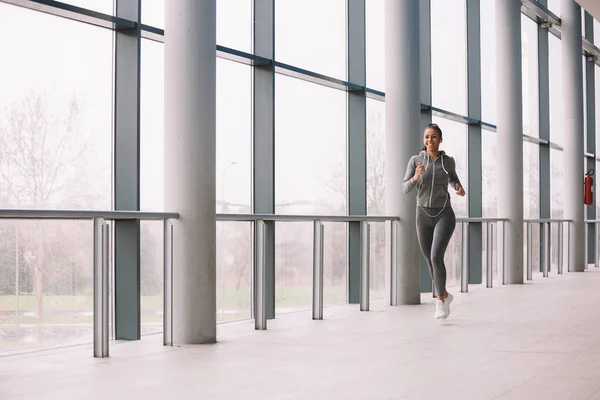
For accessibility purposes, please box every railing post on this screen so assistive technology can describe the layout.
[558,221,564,274]
[163,219,174,345]
[585,222,589,271]
[15,221,20,335]
[360,221,370,312]
[502,221,508,285]
[543,221,550,277]
[567,221,572,272]
[255,220,267,330]
[390,220,398,306]
[108,222,115,341]
[461,222,469,293]
[487,222,493,288]
[526,222,532,280]
[312,221,324,320]
[594,222,600,268]
[102,223,110,349]
[93,217,109,358]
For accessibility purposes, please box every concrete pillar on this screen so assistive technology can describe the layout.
[496,0,524,284]
[385,0,421,304]
[562,0,585,272]
[165,0,217,344]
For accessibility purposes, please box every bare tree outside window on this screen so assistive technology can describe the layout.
[0,92,100,343]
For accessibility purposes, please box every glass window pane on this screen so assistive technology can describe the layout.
[275,222,311,313]
[275,76,347,215]
[142,0,164,29]
[217,0,252,52]
[0,5,112,211]
[431,0,467,115]
[445,223,464,289]
[367,99,386,216]
[323,222,347,308]
[480,0,496,124]
[549,35,563,146]
[369,220,387,300]
[522,14,539,138]
[366,0,385,91]
[141,39,164,212]
[62,0,113,15]
[275,0,346,80]
[524,141,540,219]
[482,130,497,218]
[216,60,252,214]
[595,19,600,45]
[140,221,163,335]
[0,220,94,355]
[550,149,564,218]
[217,222,252,322]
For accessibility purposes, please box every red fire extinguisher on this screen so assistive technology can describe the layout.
[584,169,594,205]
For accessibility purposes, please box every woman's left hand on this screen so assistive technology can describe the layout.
[455,184,465,197]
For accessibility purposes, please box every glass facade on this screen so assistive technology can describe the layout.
[480,0,497,125]
[0,0,599,355]
[275,0,346,79]
[431,0,467,115]
[366,0,385,92]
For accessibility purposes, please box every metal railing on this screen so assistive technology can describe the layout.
[3,209,580,358]
[524,219,572,279]
[216,213,400,329]
[217,215,581,331]
[586,220,600,270]
[0,209,178,359]
[455,218,575,293]
[455,218,508,293]
[215,214,526,327]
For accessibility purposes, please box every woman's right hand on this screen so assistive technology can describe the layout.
[413,163,424,182]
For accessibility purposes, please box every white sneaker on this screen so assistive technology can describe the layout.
[434,299,447,319]
[434,293,453,320]
[444,293,453,318]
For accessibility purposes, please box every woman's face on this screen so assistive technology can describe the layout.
[423,128,442,152]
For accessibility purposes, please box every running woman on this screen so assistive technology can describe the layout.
[402,122,466,319]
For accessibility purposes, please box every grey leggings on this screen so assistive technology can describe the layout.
[416,206,456,297]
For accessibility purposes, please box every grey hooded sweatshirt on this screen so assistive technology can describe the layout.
[402,150,462,208]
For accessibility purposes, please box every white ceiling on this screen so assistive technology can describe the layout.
[577,0,600,22]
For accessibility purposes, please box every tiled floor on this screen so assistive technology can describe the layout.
[3,270,600,399]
